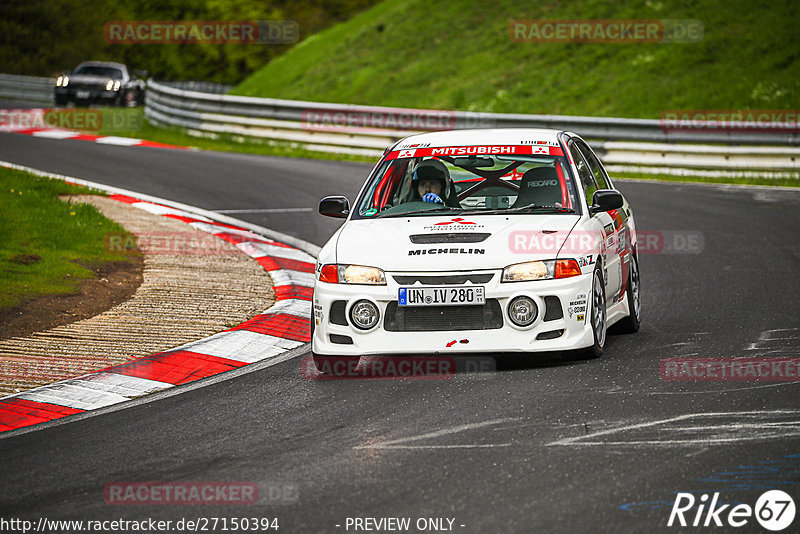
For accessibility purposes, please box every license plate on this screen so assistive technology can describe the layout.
[76,91,90,99]
[398,286,485,306]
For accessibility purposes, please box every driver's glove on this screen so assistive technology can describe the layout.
[422,193,444,204]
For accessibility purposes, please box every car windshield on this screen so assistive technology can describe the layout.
[74,65,124,78]
[354,144,580,219]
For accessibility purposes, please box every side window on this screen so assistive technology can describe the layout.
[576,141,610,190]
[569,140,598,204]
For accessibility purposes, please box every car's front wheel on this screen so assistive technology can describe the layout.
[615,253,641,333]
[581,265,606,359]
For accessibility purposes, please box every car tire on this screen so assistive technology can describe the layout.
[615,253,641,334]
[580,264,607,359]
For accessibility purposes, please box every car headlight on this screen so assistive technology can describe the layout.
[319,264,386,285]
[105,80,114,91]
[57,76,69,87]
[113,80,121,91]
[501,259,582,282]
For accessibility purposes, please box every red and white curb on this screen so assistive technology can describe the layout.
[0,108,187,150]
[0,162,317,433]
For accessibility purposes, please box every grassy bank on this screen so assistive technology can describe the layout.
[232,0,799,118]
[0,166,135,310]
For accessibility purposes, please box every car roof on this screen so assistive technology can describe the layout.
[397,128,564,147]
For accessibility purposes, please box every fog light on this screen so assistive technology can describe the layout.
[508,296,537,327]
[350,300,379,330]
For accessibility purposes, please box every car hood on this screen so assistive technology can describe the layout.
[335,214,581,271]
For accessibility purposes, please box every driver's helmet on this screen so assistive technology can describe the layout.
[412,159,450,190]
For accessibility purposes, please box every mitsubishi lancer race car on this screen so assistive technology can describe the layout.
[313,129,640,368]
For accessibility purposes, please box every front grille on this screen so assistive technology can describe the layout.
[383,299,503,331]
[393,273,494,285]
[409,233,491,244]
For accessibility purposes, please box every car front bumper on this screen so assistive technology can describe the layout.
[312,269,595,356]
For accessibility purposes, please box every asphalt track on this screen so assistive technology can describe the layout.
[1,131,800,533]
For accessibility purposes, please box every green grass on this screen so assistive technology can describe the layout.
[0,166,136,310]
[231,0,799,118]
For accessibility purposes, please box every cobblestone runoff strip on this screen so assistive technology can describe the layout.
[0,190,314,432]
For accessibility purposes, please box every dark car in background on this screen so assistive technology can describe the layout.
[54,61,146,107]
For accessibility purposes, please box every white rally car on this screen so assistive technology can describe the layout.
[312,129,640,367]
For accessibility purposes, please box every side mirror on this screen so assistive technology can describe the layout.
[319,196,350,219]
[589,190,623,215]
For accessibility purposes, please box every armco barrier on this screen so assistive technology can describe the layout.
[1,73,797,173]
[143,80,800,172]
[0,73,54,105]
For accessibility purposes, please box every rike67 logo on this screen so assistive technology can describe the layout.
[668,490,795,531]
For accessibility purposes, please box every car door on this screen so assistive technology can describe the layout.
[575,139,634,304]
[567,138,622,304]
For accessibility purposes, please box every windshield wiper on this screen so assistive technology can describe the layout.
[461,204,576,216]
[506,203,576,213]
[377,206,463,218]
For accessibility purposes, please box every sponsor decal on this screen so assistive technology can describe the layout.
[446,339,470,347]
[398,149,417,158]
[424,218,485,231]
[408,248,486,256]
[577,255,595,267]
[520,139,560,146]
[524,179,559,188]
[567,304,586,318]
[576,314,585,321]
[397,142,431,149]
[385,145,564,160]
[434,217,476,226]
[313,303,323,325]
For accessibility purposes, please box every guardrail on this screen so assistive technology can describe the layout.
[1,73,796,175]
[145,80,799,174]
[0,73,54,105]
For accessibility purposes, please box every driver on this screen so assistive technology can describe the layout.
[410,159,458,206]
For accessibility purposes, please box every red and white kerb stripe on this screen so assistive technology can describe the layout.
[0,195,313,432]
